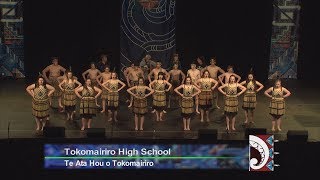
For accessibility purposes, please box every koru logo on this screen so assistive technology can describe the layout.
[249,135,275,171]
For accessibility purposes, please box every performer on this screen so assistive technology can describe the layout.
[82,62,101,87]
[187,62,201,113]
[195,56,206,71]
[125,63,144,107]
[168,63,185,108]
[218,65,241,85]
[168,53,182,70]
[42,57,66,109]
[148,61,170,83]
[102,72,126,122]
[26,76,55,131]
[127,77,154,131]
[239,72,264,125]
[174,77,201,131]
[201,58,225,109]
[149,72,172,121]
[195,70,218,122]
[75,79,102,130]
[96,54,110,72]
[58,70,82,121]
[218,75,246,132]
[139,54,156,82]
[96,66,112,113]
[264,79,291,132]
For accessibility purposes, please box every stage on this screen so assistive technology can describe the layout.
[1,79,319,141]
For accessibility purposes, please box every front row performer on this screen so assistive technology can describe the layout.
[58,70,82,121]
[75,79,102,130]
[174,77,201,131]
[239,72,264,125]
[218,75,246,132]
[26,76,55,131]
[195,70,218,122]
[127,77,154,131]
[149,72,172,121]
[264,79,291,132]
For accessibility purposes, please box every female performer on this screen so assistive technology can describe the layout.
[264,79,291,132]
[102,72,126,122]
[195,70,218,122]
[149,72,172,121]
[127,77,154,131]
[58,70,82,121]
[75,79,102,130]
[218,75,246,132]
[239,72,264,125]
[174,77,201,131]
[26,76,55,131]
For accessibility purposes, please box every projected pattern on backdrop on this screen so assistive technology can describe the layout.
[268,0,300,79]
[0,0,24,78]
[120,0,176,77]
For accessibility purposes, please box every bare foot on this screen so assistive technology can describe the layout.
[232,127,236,131]
[163,110,167,114]
[206,119,210,122]
[108,118,113,122]
[128,104,132,108]
[36,127,40,131]
[271,128,275,132]
[277,127,282,131]
[200,119,204,123]
[196,110,200,114]
[114,119,118,122]
[151,109,156,113]
[140,128,143,131]
[100,110,105,113]
[135,128,138,131]
[215,105,220,109]
[81,127,85,131]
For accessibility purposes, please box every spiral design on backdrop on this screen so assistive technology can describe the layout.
[120,0,176,78]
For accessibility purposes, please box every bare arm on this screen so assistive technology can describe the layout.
[283,87,291,98]
[117,80,126,92]
[239,81,246,86]
[200,67,207,76]
[94,86,102,99]
[180,70,186,84]
[26,84,35,97]
[233,73,241,83]
[96,74,102,86]
[218,74,225,85]
[58,79,66,91]
[264,87,273,98]
[75,80,82,88]
[164,69,170,81]
[101,81,112,92]
[127,86,138,99]
[46,84,55,97]
[60,66,66,75]
[236,83,246,96]
[255,81,264,92]
[194,79,201,89]
[165,80,172,92]
[126,72,131,87]
[149,80,155,89]
[75,86,83,99]
[211,79,218,91]
[192,85,201,97]
[42,66,50,82]
[82,70,89,81]
[174,85,184,97]
[218,84,227,95]
[218,67,225,75]
[148,69,154,83]
[144,86,154,98]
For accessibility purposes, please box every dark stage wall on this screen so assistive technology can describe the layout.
[24,0,274,82]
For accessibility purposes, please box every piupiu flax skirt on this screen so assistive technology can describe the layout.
[80,97,96,118]
[153,91,166,111]
[32,98,50,119]
[181,97,194,118]
[199,90,213,110]
[224,95,238,116]
[269,98,285,118]
[49,77,62,97]
[133,98,148,115]
[101,88,109,100]
[63,90,76,112]
[107,91,119,111]
[242,93,257,110]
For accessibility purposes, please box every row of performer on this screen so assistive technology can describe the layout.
[26,57,291,132]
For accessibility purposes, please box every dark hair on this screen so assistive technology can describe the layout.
[246,73,256,86]
[138,77,144,85]
[185,76,192,84]
[35,76,46,88]
[157,72,165,80]
[202,70,211,78]
[156,61,162,64]
[210,57,216,62]
[90,62,96,66]
[197,56,205,61]
[84,79,94,90]
[65,70,74,81]
[111,72,118,78]
[229,75,236,83]
[274,79,282,88]
[51,57,59,61]
[227,65,233,70]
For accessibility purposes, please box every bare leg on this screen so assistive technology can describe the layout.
[276,118,282,131]
[155,111,160,121]
[49,97,52,106]
[108,110,113,121]
[244,110,248,123]
[70,111,74,121]
[271,118,276,132]
[196,96,200,114]
[187,118,191,130]
[41,117,48,131]
[159,111,164,121]
[66,113,70,121]
[114,111,118,122]
[35,118,41,131]
[226,116,230,131]
[250,110,254,123]
[87,119,92,129]
[81,118,86,130]
[168,95,171,108]
[58,97,63,108]
[128,96,133,108]
[101,100,106,113]
[134,114,139,130]
[140,116,144,130]
[213,92,220,109]
[183,118,187,130]
[206,110,210,122]
[200,109,204,122]
[231,116,236,131]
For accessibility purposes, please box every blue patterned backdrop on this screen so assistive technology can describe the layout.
[0,0,24,78]
[268,0,300,79]
[120,0,176,74]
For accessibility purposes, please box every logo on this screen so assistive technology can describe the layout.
[249,135,274,171]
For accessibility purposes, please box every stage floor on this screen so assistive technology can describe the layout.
[1,79,319,141]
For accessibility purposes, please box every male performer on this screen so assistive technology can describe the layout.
[125,63,144,107]
[187,62,201,113]
[218,65,241,85]
[82,62,101,87]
